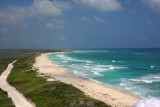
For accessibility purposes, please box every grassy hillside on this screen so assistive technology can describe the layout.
[7,53,111,107]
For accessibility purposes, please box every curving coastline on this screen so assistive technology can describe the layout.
[33,53,139,107]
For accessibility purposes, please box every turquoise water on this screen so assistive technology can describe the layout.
[48,49,160,98]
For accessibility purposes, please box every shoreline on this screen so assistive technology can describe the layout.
[71,72,142,100]
[33,52,139,107]
[47,52,142,99]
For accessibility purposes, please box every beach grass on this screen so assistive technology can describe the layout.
[0,88,15,107]
[0,58,16,75]
[0,58,16,107]
[7,53,111,107]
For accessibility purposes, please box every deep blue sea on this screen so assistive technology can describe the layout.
[48,49,160,98]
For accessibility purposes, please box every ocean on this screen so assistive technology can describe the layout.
[47,49,160,99]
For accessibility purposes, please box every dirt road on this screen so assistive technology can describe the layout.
[0,61,35,107]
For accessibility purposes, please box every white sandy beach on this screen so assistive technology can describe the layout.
[33,53,139,107]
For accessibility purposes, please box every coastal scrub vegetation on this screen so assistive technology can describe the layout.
[0,88,15,107]
[7,53,111,107]
[0,58,16,75]
[0,58,16,107]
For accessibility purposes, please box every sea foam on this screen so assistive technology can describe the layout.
[48,49,160,99]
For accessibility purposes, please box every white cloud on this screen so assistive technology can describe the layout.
[1,28,9,33]
[46,18,65,30]
[73,0,122,12]
[81,37,87,41]
[32,38,40,43]
[2,38,12,43]
[80,16,92,23]
[0,6,27,25]
[146,21,153,25]
[94,16,108,24]
[51,18,66,25]
[31,0,71,16]
[60,36,67,42]
[141,0,160,13]
[46,22,64,29]
[0,0,71,25]
[46,23,53,29]
[137,35,147,40]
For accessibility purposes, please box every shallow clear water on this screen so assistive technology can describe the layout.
[48,49,160,98]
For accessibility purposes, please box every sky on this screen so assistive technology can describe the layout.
[0,0,160,49]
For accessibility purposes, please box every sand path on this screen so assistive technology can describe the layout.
[0,61,35,107]
[33,53,139,107]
